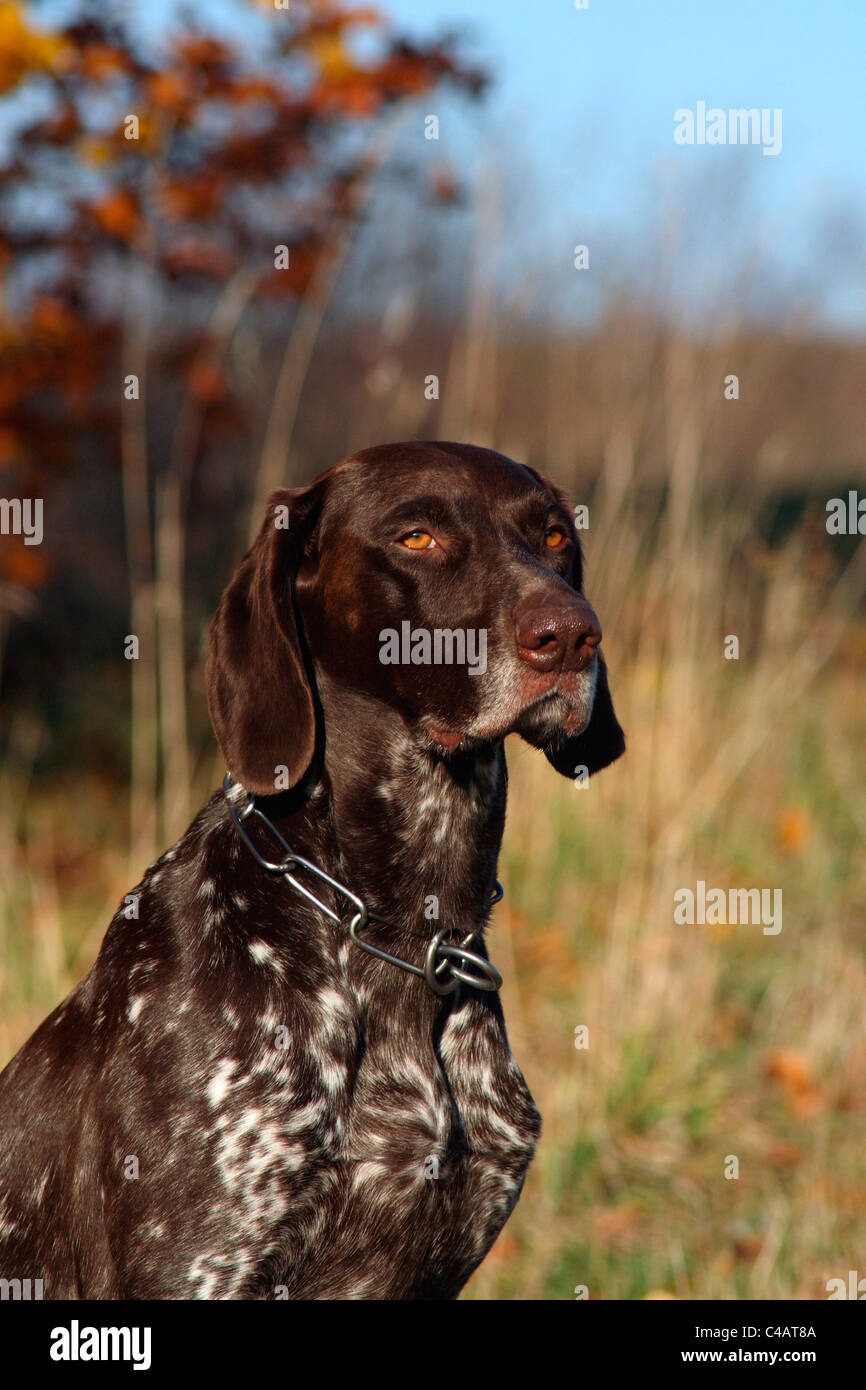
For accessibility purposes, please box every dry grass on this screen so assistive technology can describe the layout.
[461,488,866,1299]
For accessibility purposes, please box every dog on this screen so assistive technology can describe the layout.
[0,441,624,1299]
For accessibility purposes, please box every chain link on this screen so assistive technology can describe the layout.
[223,774,503,996]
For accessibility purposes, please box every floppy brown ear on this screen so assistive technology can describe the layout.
[544,648,625,778]
[206,484,323,796]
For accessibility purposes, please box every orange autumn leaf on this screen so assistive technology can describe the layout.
[146,70,193,114]
[186,360,228,404]
[76,135,113,167]
[162,237,235,279]
[29,295,78,342]
[765,1048,813,1092]
[228,77,283,104]
[158,176,225,221]
[790,1088,825,1119]
[777,807,811,850]
[484,1231,519,1263]
[307,32,356,81]
[765,1048,824,1116]
[328,77,381,116]
[0,543,48,588]
[310,6,382,29]
[262,242,320,296]
[516,924,569,969]
[767,1139,803,1167]
[733,1233,764,1262]
[175,35,231,69]
[378,51,434,96]
[0,2,69,94]
[87,189,141,241]
[77,42,129,80]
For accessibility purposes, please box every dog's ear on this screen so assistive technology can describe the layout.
[521,464,625,781]
[207,483,324,796]
[543,647,625,779]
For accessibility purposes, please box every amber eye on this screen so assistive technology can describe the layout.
[400,531,436,550]
[545,526,568,549]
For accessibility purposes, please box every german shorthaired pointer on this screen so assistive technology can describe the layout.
[0,441,624,1299]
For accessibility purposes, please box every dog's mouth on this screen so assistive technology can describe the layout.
[422,660,597,754]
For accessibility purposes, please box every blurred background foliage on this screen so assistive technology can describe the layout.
[1,0,864,1300]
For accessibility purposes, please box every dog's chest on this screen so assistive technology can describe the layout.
[274,989,541,1299]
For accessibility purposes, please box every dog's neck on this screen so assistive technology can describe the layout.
[296,682,508,939]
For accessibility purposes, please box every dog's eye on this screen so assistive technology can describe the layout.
[544,526,568,549]
[400,531,437,550]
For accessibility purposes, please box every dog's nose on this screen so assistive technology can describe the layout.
[514,596,602,673]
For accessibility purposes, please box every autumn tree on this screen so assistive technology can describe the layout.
[0,0,483,851]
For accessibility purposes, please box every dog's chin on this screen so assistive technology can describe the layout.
[512,666,598,748]
[512,691,588,748]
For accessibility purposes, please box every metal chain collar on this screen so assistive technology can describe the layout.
[223,774,503,996]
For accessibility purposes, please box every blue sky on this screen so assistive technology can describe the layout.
[15,0,866,330]
[384,0,866,331]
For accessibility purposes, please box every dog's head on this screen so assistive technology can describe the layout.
[207,442,625,795]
